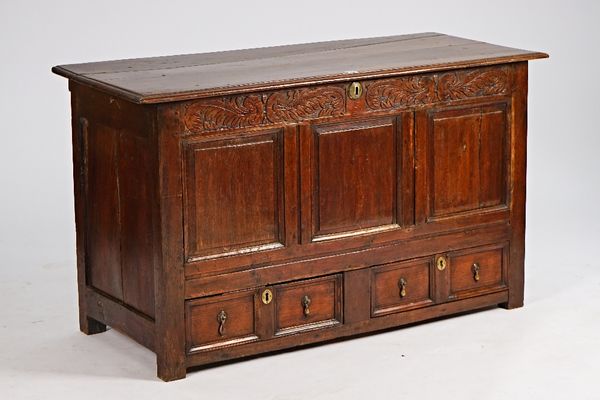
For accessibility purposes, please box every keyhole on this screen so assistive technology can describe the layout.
[262,289,273,304]
[348,82,362,99]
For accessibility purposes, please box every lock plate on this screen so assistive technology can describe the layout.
[348,81,363,100]
[261,289,273,305]
[436,255,448,271]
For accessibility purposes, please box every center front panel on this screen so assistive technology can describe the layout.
[306,117,405,242]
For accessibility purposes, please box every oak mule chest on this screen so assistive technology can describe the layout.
[53,33,547,381]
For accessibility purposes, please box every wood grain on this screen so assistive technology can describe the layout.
[52,33,547,103]
[55,36,546,381]
[311,118,399,238]
[186,290,258,353]
[371,258,433,316]
[274,275,342,335]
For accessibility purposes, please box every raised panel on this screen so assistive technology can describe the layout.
[184,130,285,261]
[85,123,122,300]
[310,118,400,240]
[118,132,156,318]
[420,103,508,221]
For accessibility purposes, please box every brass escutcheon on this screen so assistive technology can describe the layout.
[348,81,363,100]
[261,289,273,305]
[436,255,448,271]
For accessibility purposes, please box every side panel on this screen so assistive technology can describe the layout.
[73,83,157,318]
[85,122,122,299]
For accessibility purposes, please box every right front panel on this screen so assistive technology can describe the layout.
[416,102,510,225]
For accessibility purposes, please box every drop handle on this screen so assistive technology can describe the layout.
[217,310,227,336]
[301,295,311,317]
[472,263,481,282]
[398,278,407,298]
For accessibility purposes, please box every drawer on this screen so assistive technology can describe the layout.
[371,258,433,317]
[449,245,506,297]
[186,290,258,353]
[274,274,342,336]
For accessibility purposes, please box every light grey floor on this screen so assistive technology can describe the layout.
[2,257,598,400]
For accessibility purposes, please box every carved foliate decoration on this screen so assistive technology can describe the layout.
[182,67,511,133]
[364,67,511,111]
[183,86,346,134]
[265,87,345,123]
[437,67,510,101]
[183,95,264,133]
[364,76,436,110]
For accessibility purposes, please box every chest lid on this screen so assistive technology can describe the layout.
[52,32,547,104]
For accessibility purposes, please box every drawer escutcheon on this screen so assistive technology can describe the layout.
[261,289,273,305]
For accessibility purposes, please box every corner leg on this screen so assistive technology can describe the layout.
[499,289,524,310]
[80,314,107,335]
[157,355,186,382]
[501,63,527,312]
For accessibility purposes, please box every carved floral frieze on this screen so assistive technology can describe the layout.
[436,67,510,101]
[365,66,510,111]
[183,86,345,134]
[182,67,511,133]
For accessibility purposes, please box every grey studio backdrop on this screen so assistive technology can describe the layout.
[1,1,598,399]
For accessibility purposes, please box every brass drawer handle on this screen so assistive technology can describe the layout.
[398,278,407,298]
[217,310,227,336]
[472,263,480,282]
[301,295,311,317]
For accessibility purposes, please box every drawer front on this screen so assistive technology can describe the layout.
[274,274,342,335]
[371,258,433,317]
[186,290,258,353]
[449,245,506,296]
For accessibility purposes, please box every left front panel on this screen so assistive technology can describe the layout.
[183,129,287,263]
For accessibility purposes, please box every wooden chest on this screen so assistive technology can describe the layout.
[52,33,547,381]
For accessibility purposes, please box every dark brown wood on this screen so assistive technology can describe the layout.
[71,83,158,318]
[371,257,433,316]
[415,101,510,224]
[183,129,285,262]
[53,34,546,381]
[448,244,506,297]
[85,288,155,351]
[343,268,371,324]
[501,61,529,309]
[186,290,259,353]
[310,118,399,239]
[52,33,547,103]
[155,103,187,381]
[186,290,509,367]
[273,274,342,335]
[185,223,512,298]
[71,98,106,335]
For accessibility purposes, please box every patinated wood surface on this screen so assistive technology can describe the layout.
[53,34,547,381]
